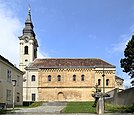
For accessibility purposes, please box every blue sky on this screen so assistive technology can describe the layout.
[0,0,134,87]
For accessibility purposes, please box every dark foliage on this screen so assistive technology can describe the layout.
[120,35,134,85]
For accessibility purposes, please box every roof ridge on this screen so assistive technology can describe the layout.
[28,58,116,69]
[36,58,101,59]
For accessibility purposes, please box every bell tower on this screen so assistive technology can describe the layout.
[19,7,38,71]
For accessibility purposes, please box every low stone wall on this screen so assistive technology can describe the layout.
[105,87,134,106]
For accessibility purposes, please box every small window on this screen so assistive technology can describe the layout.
[25,59,28,62]
[98,79,101,86]
[81,74,84,81]
[34,49,37,58]
[32,93,36,101]
[106,79,109,86]
[7,70,11,82]
[57,75,61,81]
[31,75,36,81]
[6,90,11,101]
[48,75,51,82]
[17,75,20,86]
[17,92,20,102]
[24,46,28,54]
[73,75,76,81]
[17,96,20,102]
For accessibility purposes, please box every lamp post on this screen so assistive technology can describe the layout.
[102,66,105,110]
[12,80,17,112]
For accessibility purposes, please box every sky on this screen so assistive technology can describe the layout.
[0,0,134,87]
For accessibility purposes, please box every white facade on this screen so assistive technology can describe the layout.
[23,68,39,101]
[19,8,38,102]
[19,36,38,71]
[0,55,23,107]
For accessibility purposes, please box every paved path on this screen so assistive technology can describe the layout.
[5,102,133,115]
[6,112,134,115]
[13,102,66,114]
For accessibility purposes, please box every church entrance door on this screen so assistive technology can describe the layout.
[57,92,65,101]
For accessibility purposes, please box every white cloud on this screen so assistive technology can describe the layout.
[108,25,134,87]
[0,2,22,67]
[111,35,129,53]
[0,2,46,67]
[110,24,134,54]
[37,49,49,58]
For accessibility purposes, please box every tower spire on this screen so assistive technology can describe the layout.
[26,0,31,22]
[23,0,35,37]
[19,0,38,71]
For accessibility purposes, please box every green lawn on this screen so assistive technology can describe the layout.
[16,102,43,108]
[62,101,96,113]
[105,103,134,113]
[62,101,134,113]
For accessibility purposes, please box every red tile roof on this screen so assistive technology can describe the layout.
[28,58,115,69]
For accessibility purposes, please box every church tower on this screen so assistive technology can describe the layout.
[19,7,38,71]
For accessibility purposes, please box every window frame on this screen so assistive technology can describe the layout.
[81,74,85,81]
[32,93,36,101]
[6,89,11,101]
[7,70,11,82]
[57,75,61,81]
[48,75,51,82]
[98,79,101,86]
[106,79,109,86]
[73,75,76,81]
[24,46,28,54]
[31,75,36,82]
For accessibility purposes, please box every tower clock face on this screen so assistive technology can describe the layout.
[24,37,29,43]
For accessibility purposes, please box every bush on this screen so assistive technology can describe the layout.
[125,103,134,113]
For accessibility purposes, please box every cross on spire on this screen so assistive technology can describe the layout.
[26,0,31,22]
[28,0,31,12]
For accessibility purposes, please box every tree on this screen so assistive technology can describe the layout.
[120,35,134,86]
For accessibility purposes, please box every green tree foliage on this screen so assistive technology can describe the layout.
[120,35,134,85]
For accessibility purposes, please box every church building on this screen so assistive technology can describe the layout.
[19,8,123,103]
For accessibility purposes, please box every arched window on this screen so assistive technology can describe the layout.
[24,46,28,54]
[73,75,76,81]
[48,75,51,82]
[57,75,61,81]
[81,74,84,81]
[31,75,35,81]
[106,79,109,86]
[98,79,101,86]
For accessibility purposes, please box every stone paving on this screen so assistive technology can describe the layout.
[5,102,133,115]
[13,102,66,114]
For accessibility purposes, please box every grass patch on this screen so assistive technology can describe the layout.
[0,109,12,114]
[62,101,134,113]
[16,102,43,108]
[62,101,96,113]
[125,103,134,113]
[105,103,127,113]
[0,109,6,114]
[105,103,134,113]
[29,102,42,108]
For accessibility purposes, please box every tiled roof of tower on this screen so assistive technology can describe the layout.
[28,58,115,69]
